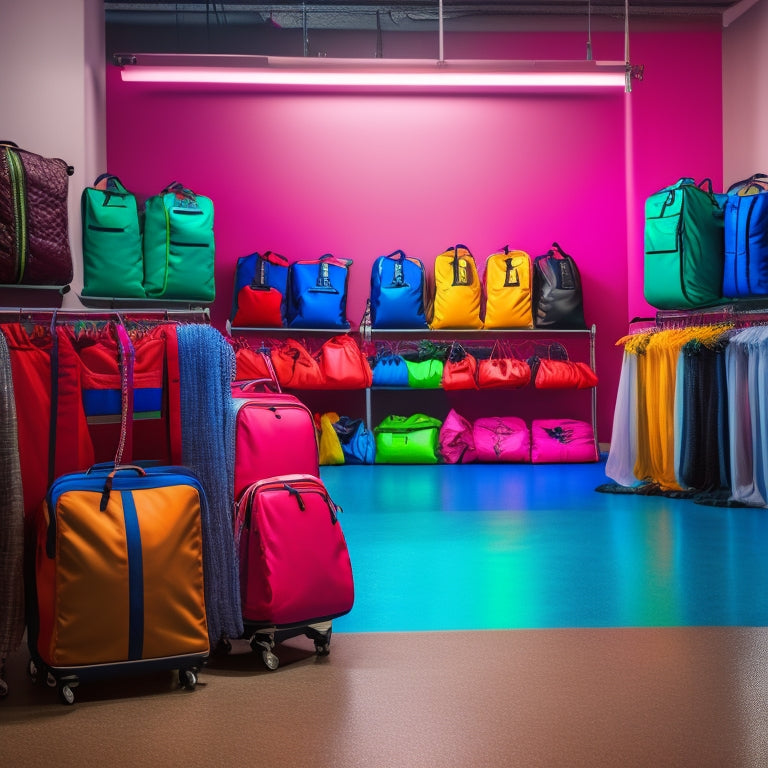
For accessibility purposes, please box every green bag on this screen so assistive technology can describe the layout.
[644,178,725,310]
[143,182,215,302]
[405,358,444,388]
[374,413,443,464]
[81,174,145,298]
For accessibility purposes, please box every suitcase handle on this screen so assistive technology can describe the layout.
[99,465,147,512]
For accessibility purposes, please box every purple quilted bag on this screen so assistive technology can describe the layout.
[0,142,74,286]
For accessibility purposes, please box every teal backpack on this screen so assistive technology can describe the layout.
[644,178,725,310]
[81,174,144,298]
[143,182,215,302]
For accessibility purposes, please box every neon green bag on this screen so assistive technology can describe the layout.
[143,182,215,302]
[405,358,444,389]
[374,413,443,464]
[81,175,145,298]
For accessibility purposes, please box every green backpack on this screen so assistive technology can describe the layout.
[644,178,725,310]
[81,174,145,298]
[143,182,215,302]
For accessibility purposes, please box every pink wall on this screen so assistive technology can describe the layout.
[106,26,723,444]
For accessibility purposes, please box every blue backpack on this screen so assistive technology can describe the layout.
[286,254,353,329]
[723,173,768,298]
[370,250,429,329]
[230,251,289,327]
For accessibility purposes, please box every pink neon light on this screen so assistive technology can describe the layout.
[120,65,626,90]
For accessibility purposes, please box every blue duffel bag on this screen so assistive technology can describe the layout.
[286,254,353,329]
[370,249,429,329]
[723,173,768,298]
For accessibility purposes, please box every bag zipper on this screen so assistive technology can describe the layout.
[5,147,28,282]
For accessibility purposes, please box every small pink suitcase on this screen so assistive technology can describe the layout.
[231,381,319,501]
[235,473,354,669]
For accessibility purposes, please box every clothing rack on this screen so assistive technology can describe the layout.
[655,299,768,329]
[0,307,210,325]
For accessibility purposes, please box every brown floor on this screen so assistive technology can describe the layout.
[2,626,768,768]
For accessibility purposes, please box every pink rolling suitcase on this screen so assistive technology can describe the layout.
[231,380,319,500]
[234,473,354,670]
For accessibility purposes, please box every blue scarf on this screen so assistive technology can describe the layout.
[177,324,242,644]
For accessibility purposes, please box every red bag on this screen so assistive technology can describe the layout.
[235,346,275,383]
[441,345,478,391]
[233,286,283,328]
[271,338,325,389]
[533,358,582,389]
[316,335,372,389]
[574,361,599,389]
[477,349,530,389]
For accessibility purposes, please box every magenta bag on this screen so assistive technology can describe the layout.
[438,409,477,464]
[531,418,598,463]
[473,416,530,462]
[236,474,354,627]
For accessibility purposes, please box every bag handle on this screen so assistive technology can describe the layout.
[99,465,147,512]
[451,245,474,286]
[163,181,196,199]
[262,250,289,267]
[549,242,569,259]
[727,173,768,195]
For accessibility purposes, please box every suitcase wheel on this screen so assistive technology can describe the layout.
[178,668,198,690]
[310,625,333,657]
[59,682,76,706]
[249,634,280,670]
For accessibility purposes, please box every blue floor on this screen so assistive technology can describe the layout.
[320,461,768,632]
